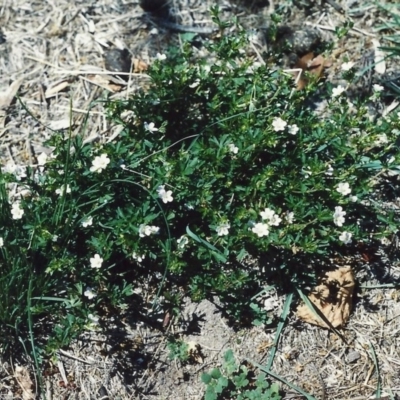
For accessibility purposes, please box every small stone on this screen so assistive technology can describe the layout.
[276,26,321,56]
[346,350,361,363]
[139,0,170,15]
[103,48,131,80]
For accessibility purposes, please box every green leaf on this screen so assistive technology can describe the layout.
[201,373,212,384]
[210,368,222,379]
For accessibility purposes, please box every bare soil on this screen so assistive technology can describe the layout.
[1,0,400,399]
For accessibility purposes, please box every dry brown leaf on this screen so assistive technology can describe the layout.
[293,52,326,90]
[14,365,35,400]
[133,58,148,73]
[0,79,24,110]
[85,74,123,92]
[296,266,355,328]
[45,80,70,98]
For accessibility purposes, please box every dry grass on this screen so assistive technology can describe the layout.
[1,0,400,399]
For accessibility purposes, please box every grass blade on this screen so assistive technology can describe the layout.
[247,358,317,400]
[369,342,381,399]
[265,292,293,371]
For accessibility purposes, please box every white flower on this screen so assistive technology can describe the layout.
[157,185,173,203]
[144,122,158,133]
[11,202,24,220]
[55,184,71,196]
[269,214,282,226]
[132,252,145,262]
[0,237,3,247]
[82,216,93,227]
[339,231,352,244]
[272,117,287,132]
[336,182,351,196]
[228,143,239,154]
[260,208,275,221]
[189,79,200,89]
[373,84,384,92]
[37,152,48,166]
[90,154,110,173]
[90,254,103,269]
[84,287,96,299]
[285,211,295,224]
[87,313,99,325]
[349,195,357,202]
[259,208,281,226]
[332,85,346,97]
[216,222,230,236]
[325,165,334,176]
[139,224,160,237]
[341,61,355,71]
[252,222,269,237]
[177,235,189,249]
[156,53,167,61]
[288,124,299,135]
[333,206,346,227]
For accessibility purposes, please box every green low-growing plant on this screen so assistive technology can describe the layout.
[202,349,281,400]
[1,7,400,358]
[167,337,190,362]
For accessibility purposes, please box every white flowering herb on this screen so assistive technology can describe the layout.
[90,154,110,173]
[11,202,24,220]
[82,216,93,227]
[260,208,281,226]
[84,287,96,299]
[157,185,173,203]
[333,206,346,227]
[139,224,160,237]
[216,222,230,236]
[339,231,352,244]
[260,208,275,221]
[332,85,346,97]
[252,222,269,237]
[228,143,239,154]
[336,182,351,196]
[349,195,357,202]
[272,117,287,132]
[55,184,71,196]
[288,124,299,135]
[0,237,3,247]
[90,254,103,269]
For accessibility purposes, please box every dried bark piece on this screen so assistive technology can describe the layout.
[296,266,355,328]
